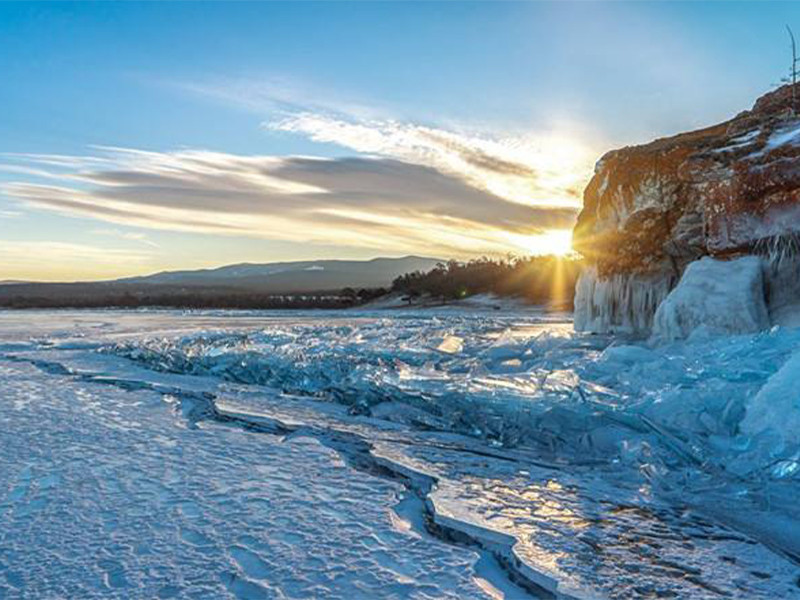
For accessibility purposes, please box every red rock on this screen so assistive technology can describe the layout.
[573,84,800,277]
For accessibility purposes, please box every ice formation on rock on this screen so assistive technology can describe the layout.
[759,233,800,327]
[573,266,674,335]
[651,256,769,341]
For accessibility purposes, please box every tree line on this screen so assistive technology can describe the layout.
[0,285,388,310]
[391,255,583,308]
[0,257,582,310]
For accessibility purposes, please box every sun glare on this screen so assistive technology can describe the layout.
[510,229,573,256]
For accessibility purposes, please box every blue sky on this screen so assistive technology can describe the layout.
[1,1,798,280]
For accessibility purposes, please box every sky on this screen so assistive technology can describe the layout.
[1,1,799,281]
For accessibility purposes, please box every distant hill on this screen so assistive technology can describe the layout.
[117,256,442,292]
[0,256,443,309]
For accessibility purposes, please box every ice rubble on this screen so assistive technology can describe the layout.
[741,349,800,464]
[652,256,770,341]
[103,311,800,489]
[5,310,800,597]
[17,308,800,562]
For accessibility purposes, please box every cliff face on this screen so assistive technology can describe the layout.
[573,85,800,335]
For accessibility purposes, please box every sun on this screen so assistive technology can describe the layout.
[514,229,574,256]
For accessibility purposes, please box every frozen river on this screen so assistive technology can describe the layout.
[1,309,799,599]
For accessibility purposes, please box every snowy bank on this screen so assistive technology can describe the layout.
[360,292,544,312]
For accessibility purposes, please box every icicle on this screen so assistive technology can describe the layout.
[756,233,800,327]
[573,266,675,335]
[753,231,800,272]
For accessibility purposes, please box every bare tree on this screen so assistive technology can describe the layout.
[786,25,799,114]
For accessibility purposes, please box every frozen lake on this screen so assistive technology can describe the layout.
[1,309,799,599]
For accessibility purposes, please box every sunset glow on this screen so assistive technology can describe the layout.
[1,1,789,281]
[507,229,574,257]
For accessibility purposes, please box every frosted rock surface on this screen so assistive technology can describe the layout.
[652,256,769,341]
[573,84,800,275]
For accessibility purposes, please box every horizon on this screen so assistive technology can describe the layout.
[2,254,446,285]
[2,1,799,281]
[2,253,584,286]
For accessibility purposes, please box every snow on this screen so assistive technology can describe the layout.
[710,128,760,153]
[741,121,800,160]
[652,256,769,341]
[766,121,800,150]
[2,309,800,599]
[361,293,535,312]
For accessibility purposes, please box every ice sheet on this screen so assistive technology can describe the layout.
[2,309,800,598]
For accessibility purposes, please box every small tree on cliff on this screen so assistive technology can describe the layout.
[784,25,799,115]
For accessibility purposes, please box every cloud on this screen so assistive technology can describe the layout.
[183,76,596,199]
[90,228,160,247]
[2,148,579,257]
[269,113,593,209]
[177,75,390,121]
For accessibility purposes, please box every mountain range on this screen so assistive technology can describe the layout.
[0,256,443,308]
[116,256,441,292]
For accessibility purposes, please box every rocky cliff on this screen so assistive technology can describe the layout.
[573,84,800,335]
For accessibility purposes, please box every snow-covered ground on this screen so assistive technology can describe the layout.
[1,309,799,599]
[359,292,541,312]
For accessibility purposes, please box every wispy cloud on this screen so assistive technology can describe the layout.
[90,227,160,247]
[0,240,152,264]
[270,113,592,209]
[3,79,593,258]
[183,76,595,208]
[178,76,386,121]
[2,147,579,257]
